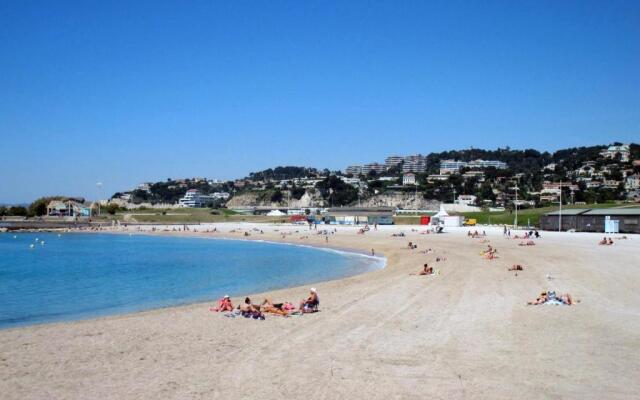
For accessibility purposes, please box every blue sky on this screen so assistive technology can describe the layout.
[1,1,639,204]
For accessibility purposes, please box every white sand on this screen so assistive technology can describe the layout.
[1,224,639,399]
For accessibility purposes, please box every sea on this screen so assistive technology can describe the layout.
[0,232,384,329]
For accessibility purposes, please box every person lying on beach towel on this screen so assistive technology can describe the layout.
[527,291,577,306]
[508,264,524,271]
[299,288,319,313]
[519,240,535,246]
[210,295,234,312]
[598,237,608,245]
[261,299,295,316]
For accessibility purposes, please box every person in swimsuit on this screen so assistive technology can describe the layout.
[213,295,234,312]
[261,298,290,316]
[418,263,434,275]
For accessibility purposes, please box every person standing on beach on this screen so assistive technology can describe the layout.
[371,248,375,256]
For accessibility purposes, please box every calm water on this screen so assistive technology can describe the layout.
[0,233,383,328]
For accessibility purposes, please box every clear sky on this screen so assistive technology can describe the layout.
[1,1,639,204]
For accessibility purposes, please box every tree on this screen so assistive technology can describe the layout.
[28,197,64,217]
[0,206,7,216]
[315,176,358,206]
[105,203,120,215]
[270,190,284,203]
[8,206,28,216]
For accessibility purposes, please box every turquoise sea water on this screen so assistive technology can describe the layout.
[0,233,383,329]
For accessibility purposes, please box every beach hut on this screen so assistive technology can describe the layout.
[324,207,394,225]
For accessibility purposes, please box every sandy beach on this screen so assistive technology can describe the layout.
[1,223,639,399]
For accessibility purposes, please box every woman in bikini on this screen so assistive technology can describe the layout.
[211,295,233,312]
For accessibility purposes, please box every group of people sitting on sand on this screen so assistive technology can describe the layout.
[598,237,615,245]
[508,264,524,271]
[410,263,435,276]
[467,230,486,238]
[211,288,320,319]
[513,231,540,240]
[527,291,577,306]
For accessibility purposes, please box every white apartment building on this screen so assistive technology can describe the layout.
[402,154,427,173]
[439,160,468,174]
[385,155,404,168]
[363,163,387,174]
[440,159,508,174]
[345,165,363,175]
[179,189,222,208]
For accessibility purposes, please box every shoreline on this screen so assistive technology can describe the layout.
[1,228,387,331]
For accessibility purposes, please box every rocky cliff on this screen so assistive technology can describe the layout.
[225,189,326,208]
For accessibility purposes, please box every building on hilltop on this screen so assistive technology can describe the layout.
[345,165,363,175]
[402,173,416,186]
[363,163,387,174]
[385,155,404,168]
[178,189,218,208]
[600,144,630,162]
[402,154,427,173]
[468,159,508,169]
[439,160,468,174]
[440,159,508,174]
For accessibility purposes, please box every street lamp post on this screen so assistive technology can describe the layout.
[96,182,103,216]
[558,184,563,232]
[513,185,519,227]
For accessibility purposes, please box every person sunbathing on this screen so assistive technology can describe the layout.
[559,293,576,305]
[598,237,607,245]
[261,299,293,316]
[299,288,319,313]
[239,297,264,318]
[508,264,524,271]
[528,292,548,305]
[211,295,233,312]
[607,237,614,245]
[418,263,434,275]
[528,291,577,305]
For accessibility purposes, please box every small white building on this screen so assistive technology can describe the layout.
[456,195,477,206]
[402,173,416,186]
[625,175,640,190]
